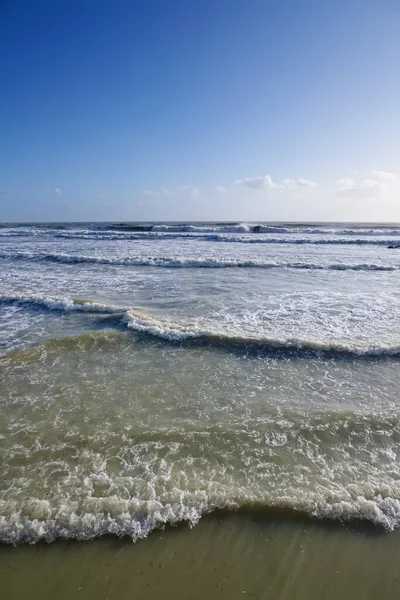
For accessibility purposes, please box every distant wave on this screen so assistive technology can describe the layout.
[98,222,400,236]
[0,250,396,270]
[2,230,400,246]
[151,224,400,236]
[96,223,154,232]
[2,221,400,243]
[152,223,258,233]
[51,233,400,246]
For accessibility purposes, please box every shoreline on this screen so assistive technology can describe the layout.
[1,512,399,600]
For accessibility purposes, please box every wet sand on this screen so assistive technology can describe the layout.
[1,513,400,600]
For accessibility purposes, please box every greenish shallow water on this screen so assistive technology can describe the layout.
[2,328,400,545]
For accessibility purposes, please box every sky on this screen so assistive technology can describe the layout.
[0,0,399,222]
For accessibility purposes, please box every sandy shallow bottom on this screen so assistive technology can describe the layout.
[1,513,400,600]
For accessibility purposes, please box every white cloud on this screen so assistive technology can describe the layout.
[336,170,399,198]
[235,175,278,190]
[337,180,381,197]
[215,185,227,193]
[337,177,355,189]
[281,178,318,189]
[55,187,62,195]
[372,170,398,182]
[160,187,171,196]
[142,189,156,196]
[236,175,317,191]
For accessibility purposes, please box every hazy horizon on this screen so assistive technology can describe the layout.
[3,219,400,226]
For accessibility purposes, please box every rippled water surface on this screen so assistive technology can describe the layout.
[1,221,400,548]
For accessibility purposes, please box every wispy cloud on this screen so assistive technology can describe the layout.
[55,187,62,195]
[235,175,277,190]
[372,170,398,182]
[215,185,227,193]
[236,175,318,190]
[337,177,355,189]
[337,179,380,197]
[336,170,399,198]
[141,185,200,201]
[281,178,318,189]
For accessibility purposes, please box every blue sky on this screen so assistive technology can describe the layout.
[0,0,399,221]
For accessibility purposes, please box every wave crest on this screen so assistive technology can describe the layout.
[0,293,125,313]
[0,251,395,271]
[123,310,400,356]
[2,491,400,544]
[2,293,400,358]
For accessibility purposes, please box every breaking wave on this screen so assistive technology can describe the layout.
[123,309,400,356]
[3,487,400,544]
[43,234,400,245]
[2,221,400,245]
[0,251,396,271]
[0,293,126,313]
[2,293,400,358]
[2,231,400,246]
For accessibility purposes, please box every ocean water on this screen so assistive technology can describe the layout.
[1,221,400,549]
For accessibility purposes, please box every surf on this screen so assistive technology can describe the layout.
[0,251,396,270]
[0,293,127,313]
[2,293,400,359]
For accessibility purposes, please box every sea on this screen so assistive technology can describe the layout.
[2,221,400,598]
